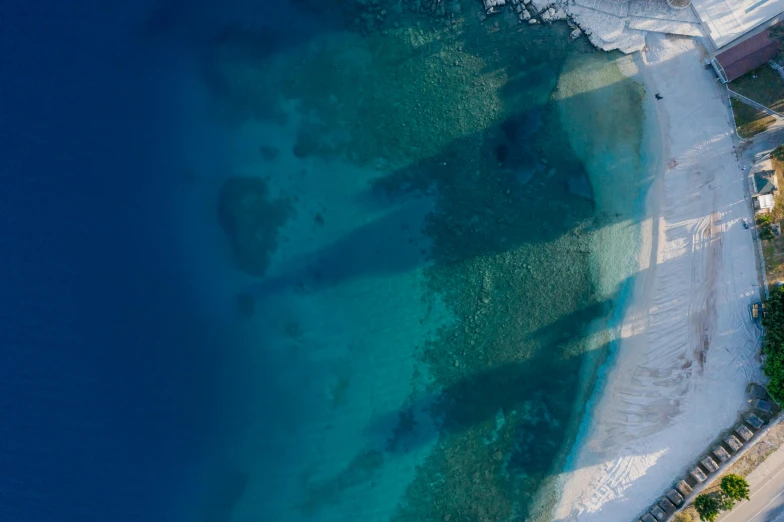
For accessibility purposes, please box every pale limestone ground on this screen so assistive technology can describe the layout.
[553,33,763,522]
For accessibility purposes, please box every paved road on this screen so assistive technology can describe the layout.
[737,113,784,294]
[745,125,784,158]
[717,84,784,522]
[720,444,784,522]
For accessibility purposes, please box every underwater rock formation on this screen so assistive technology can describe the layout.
[218,176,291,277]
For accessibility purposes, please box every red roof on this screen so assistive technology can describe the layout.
[716,24,782,82]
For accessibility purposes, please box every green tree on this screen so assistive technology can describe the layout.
[694,494,721,522]
[764,285,784,348]
[764,286,784,404]
[721,474,751,502]
[773,144,784,162]
[765,349,784,400]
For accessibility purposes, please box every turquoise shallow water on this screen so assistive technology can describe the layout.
[162,2,654,520]
[1,0,650,520]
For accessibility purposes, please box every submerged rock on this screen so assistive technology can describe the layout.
[218,176,291,277]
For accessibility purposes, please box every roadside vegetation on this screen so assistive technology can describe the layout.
[693,475,751,521]
[678,425,784,521]
[773,144,784,162]
[720,474,751,505]
[769,149,784,223]
[761,150,784,284]
[694,494,720,521]
[729,64,784,138]
[764,285,784,403]
[731,99,776,138]
[758,213,775,241]
[730,65,784,114]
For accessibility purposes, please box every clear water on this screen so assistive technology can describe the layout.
[0,1,651,521]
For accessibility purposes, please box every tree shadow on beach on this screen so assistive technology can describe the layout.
[360,335,631,517]
[151,0,649,296]
[248,79,648,297]
[249,201,432,295]
[364,255,700,463]
[367,353,587,449]
[364,295,634,459]
[357,239,764,489]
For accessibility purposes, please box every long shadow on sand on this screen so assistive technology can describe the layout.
[249,201,432,295]
[364,295,624,457]
[248,81,646,297]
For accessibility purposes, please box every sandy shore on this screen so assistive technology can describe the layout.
[553,34,764,521]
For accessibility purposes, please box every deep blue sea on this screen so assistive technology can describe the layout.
[0,1,650,521]
[1,2,224,520]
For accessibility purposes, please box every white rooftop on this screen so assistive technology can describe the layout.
[692,0,784,48]
[757,193,775,210]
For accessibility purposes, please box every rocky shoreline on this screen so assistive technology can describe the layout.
[330,0,704,54]
[481,0,703,52]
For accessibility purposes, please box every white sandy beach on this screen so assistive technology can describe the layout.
[553,34,765,521]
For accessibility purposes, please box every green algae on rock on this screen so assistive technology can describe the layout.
[218,176,291,277]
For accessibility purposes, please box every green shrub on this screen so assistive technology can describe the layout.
[694,494,721,522]
[721,474,750,502]
[766,350,784,400]
[761,226,775,241]
[758,213,773,226]
[773,144,784,161]
[764,286,784,404]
